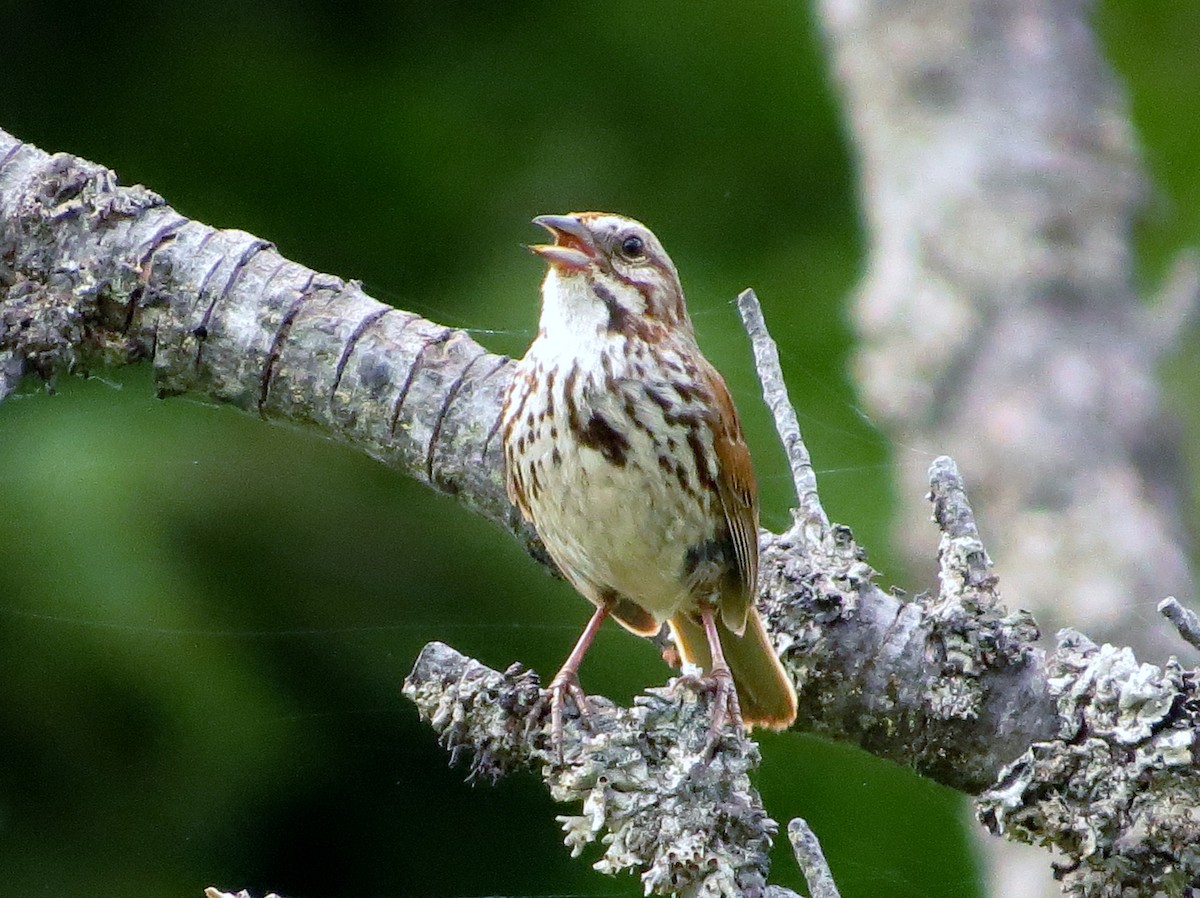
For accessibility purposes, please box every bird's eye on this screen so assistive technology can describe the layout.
[619,234,645,259]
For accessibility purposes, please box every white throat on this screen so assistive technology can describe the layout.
[538,269,607,339]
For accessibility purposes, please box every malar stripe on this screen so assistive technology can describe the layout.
[592,280,634,335]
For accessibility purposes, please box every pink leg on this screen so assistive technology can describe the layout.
[699,604,743,734]
[547,603,610,750]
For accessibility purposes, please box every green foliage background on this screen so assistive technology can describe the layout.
[1,3,1196,897]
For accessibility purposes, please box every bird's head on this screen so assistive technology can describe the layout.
[529,212,692,340]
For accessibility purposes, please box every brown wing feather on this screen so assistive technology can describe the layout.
[699,359,760,636]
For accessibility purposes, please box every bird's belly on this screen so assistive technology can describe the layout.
[525,440,713,621]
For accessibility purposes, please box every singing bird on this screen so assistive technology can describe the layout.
[501,212,797,741]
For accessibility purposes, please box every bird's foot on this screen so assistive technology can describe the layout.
[703,666,744,756]
[538,669,591,761]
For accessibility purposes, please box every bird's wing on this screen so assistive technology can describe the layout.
[701,359,760,635]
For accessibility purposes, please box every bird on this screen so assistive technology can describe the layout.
[501,212,797,744]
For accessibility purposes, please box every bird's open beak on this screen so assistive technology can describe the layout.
[528,214,595,272]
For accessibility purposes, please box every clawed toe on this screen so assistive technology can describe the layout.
[704,666,744,753]
[540,670,591,760]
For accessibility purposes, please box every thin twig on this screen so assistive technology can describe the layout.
[928,456,981,542]
[1158,597,1200,652]
[787,818,841,898]
[735,288,829,532]
[928,455,998,598]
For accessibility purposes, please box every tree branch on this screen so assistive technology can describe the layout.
[4,128,1198,896]
[1159,598,1200,655]
[783,819,841,898]
[735,288,828,534]
[402,642,779,898]
[0,127,544,570]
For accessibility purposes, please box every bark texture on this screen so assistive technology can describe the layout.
[3,130,1199,896]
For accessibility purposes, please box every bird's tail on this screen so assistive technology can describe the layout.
[669,607,797,731]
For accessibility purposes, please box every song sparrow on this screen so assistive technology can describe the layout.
[502,212,797,742]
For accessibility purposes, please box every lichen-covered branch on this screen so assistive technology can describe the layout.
[402,642,778,898]
[815,5,1199,892]
[5,128,1199,896]
[1160,597,1200,654]
[978,631,1200,896]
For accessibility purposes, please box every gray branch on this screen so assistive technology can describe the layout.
[402,642,777,898]
[0,128,545,572]
[735,288,828,533]
[4,129,1199,896]
[1159,598,1200,654]
[784,819,841,898]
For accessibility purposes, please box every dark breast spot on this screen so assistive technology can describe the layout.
[674,460,692,495]
[664,407,700,429]
[528,462,543,500]
[686,429,716,490]
[575,411,630,466]
[622,393,654,436]
[645,386,672,412]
